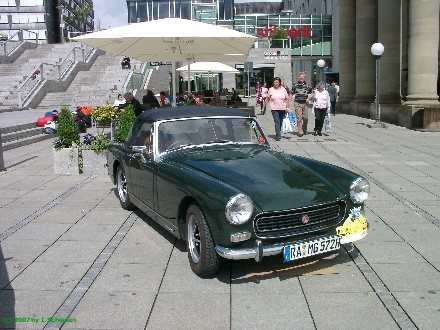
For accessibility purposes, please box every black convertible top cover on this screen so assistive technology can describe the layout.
[137,106,255,122]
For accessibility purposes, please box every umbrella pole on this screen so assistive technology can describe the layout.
[171,38,177,107]
[187,62,191,95]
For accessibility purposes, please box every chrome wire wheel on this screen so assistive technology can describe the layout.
[187,214,201,264]
[117,168,127,203]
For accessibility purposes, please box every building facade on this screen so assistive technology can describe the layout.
[282,0,440,128]
[0,0,94,44]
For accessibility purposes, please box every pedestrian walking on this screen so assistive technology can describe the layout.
[260,82,268,115]
[307,81,330,136]
[327,82,338,116]
[262,77,290,141]
[291,72,313,137]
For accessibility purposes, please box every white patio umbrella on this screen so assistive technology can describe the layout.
[72,18,256,105]
[177,62,239,92]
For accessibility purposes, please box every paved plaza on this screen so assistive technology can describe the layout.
[0,101,439,329]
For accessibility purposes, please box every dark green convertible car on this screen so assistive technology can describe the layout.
[107,106,370,276]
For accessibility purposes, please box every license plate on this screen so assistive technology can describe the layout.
[283,235,341,262]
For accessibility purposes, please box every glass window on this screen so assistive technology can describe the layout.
[138,1,148,21]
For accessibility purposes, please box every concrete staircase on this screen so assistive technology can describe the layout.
[37,53,143,109]
[0,123,53,151]
[0,43,76,109]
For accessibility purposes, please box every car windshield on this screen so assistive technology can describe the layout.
[157,117,267,153]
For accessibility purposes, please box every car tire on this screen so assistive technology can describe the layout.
[116,165,136,211]
[186,203,220,277]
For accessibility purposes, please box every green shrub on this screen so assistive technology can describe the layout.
[53,108,79,150]
[115,104,136,143]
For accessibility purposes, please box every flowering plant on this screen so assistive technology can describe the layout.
[81,133,111,151]
[91,105,118,127]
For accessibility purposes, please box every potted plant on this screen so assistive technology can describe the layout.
[80,133,111,175]
[115,104,136,143]
[91,104,118,133]
[53,108,80,175]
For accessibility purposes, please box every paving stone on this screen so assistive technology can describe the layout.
[36,240,108,263]
[59,223,121,242]
[371,263,440,292]
[63,291,155,330]
[231,293,314,329]
[393,291,440,330]
[0,289,70,329]
[89,262,165,293]
[306,292,399,329]
[7,223,71,241]
[10,261,92,291]
[355,241,426,264]
[147,292,230,329]
[390,223,440,242]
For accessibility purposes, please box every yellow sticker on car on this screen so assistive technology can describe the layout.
[337,207,368,244]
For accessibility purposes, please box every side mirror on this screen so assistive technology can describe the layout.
[132,146,147,154]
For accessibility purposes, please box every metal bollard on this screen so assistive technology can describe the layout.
[0,129,5,171]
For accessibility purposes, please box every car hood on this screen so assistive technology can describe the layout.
[169,146,345,211]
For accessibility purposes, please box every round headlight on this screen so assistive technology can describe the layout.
[225,194,254,225]
[350,177,370,203]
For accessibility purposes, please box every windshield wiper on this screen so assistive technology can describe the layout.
[206,139,234,144]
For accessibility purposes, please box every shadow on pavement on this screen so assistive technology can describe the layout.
[0,244,16,329]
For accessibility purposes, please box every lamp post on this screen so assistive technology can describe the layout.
[56,4,64,44]
[371,43,384,124]
[317,59,325,86]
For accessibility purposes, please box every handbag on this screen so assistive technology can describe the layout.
[288,112,297,126]
[325,113,331,133]
[282,113,293,133]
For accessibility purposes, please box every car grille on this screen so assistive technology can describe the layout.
[254,201,346,238]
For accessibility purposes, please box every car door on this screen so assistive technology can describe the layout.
[129,123,156,211]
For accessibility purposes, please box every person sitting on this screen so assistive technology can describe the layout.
[159,91,170,106]
[142,90,160,108]
[113,94,126,108]
[230,92,242,103]
[209,92,226,107]
[30,70,40,80]
[121,57,131,69]
[165,90,173,104]
[123,92,142,116]
[175,93,185,104]
[195,96,208,106]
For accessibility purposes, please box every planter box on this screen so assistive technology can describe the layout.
[82,150,108,175]
[53,148,79,175]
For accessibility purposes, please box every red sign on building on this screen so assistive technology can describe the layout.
[256,25,312,39]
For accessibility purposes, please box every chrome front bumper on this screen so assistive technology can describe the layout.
[215,235,339,263]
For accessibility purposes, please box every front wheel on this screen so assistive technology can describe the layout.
[186,203,220,277]
[116,165,135,210]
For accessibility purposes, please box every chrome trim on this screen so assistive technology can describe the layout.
[215,234,340,261]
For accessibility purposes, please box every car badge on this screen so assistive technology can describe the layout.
[301,215,309,224]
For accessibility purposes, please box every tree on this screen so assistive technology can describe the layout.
[64,4,93,35]
[270,28,288,48]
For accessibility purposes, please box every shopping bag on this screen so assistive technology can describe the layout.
[282,114,293,133]
[288,112,297,126]
[325,113,331,133]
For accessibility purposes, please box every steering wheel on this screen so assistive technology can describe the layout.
[166,140,188,151]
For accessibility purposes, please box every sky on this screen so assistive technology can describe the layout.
[93,0,128,30]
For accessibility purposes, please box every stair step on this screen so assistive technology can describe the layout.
[1,122,37,134]
[2,126,46,143]
[2,133,55,151]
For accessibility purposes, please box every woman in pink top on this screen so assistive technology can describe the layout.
[306,81,330,136]
[262,77,290,141]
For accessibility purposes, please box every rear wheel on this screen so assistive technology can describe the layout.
[116,165,135,210]
[186,203,220,277]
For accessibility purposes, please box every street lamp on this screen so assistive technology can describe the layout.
[56,4,64,44]
[317,59,325,85]
[371,43,384,124]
